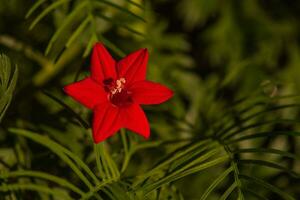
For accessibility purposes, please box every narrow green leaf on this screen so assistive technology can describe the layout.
[0,183,71,199]
[233,148,300,159]
[96,13,144,37]
[243,104,300,124]
[80,180,113,200]
[213,92,299,134]
[135,139,213,184]
[214,101,266,136]
[173,156,229,185]
[143,155,228,195]
[0,170,84,195]
[0,55,18,122]
[0,55,10,87]
[83,33,98,57]
[9,128,95,189]
[99,35,126,57]
[219,182,237,200]
[63,142,101,186]
[0,99,12,122]
[42,91,89,129]
[170,147,223,174]
[66,16,91,48]
[25,0,47,18]
[239,175,295,200]
[29,0,70,30]
[226,131,300,144]
[105,184,129,200]
[93,0,145,22]
[169,142,219,172]
[45,0,88,55]
[219,104,300,139]
[222,119,300,141]
[124,0,144,10]
[200,166,233,200]
[242,188,269,200]
[238,159,299,178]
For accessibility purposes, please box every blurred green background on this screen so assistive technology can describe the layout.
[0,0,299,199]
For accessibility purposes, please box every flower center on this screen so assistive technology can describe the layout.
[103,78,133,107]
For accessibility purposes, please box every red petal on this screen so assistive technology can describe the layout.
[64,77,107,109]
[122,104,150,138]
[117,48,148,84]
[91,43,117,83]
[129,81,173,105]
[92,103,123,143]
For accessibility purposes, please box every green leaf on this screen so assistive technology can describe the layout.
[226,131,300,144]
[222,119,300,141]
[219,104,300,139]
[124,0,144,10]
[42,91,89,129]
[93,0,145,22]
[95,12,144,37]
[65,16,91,48]
[83,33,98,57]
[219,182,237,200]
[25,0,47,18]
[99,35,126,57]
[200,166,233,200]
[143,155,229,195]
[80,180,113,200]
[242,188,269,200]
[0,54,18,123]
[45,0,88,55]
[239,174,296,200]
[135,139,213,183]
[170,147,224,174]
[0,183,72,199]
[233,148,300,159]
[169,142,219,172]
[238,159,299,178]
[0,170,84,196]
[9,128,96,189]
[29,0,70,30]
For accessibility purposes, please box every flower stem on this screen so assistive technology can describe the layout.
[121,129,130,173]
[94,143,106,179]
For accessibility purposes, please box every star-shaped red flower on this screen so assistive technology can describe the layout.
[64,43,173,143]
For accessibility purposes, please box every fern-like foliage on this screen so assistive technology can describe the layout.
[198,94,300,200]
[25,0,145,86]
[0,54,18,123]
[1,94,299,199]
[26,0,145,59]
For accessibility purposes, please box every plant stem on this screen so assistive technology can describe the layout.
[121,128,130,173]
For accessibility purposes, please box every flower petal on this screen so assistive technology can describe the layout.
[129,80,173,105]
[122,103,150,138]
[93,103,123,143]
[117,48,148,84]
[64,77,107,109]
[91,43,117,83]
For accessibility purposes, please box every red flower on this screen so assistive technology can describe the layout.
[64,43,173,143]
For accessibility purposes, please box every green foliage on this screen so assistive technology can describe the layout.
[27,0,144,58]
[0,0,300,199]
[0,54,18,123]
